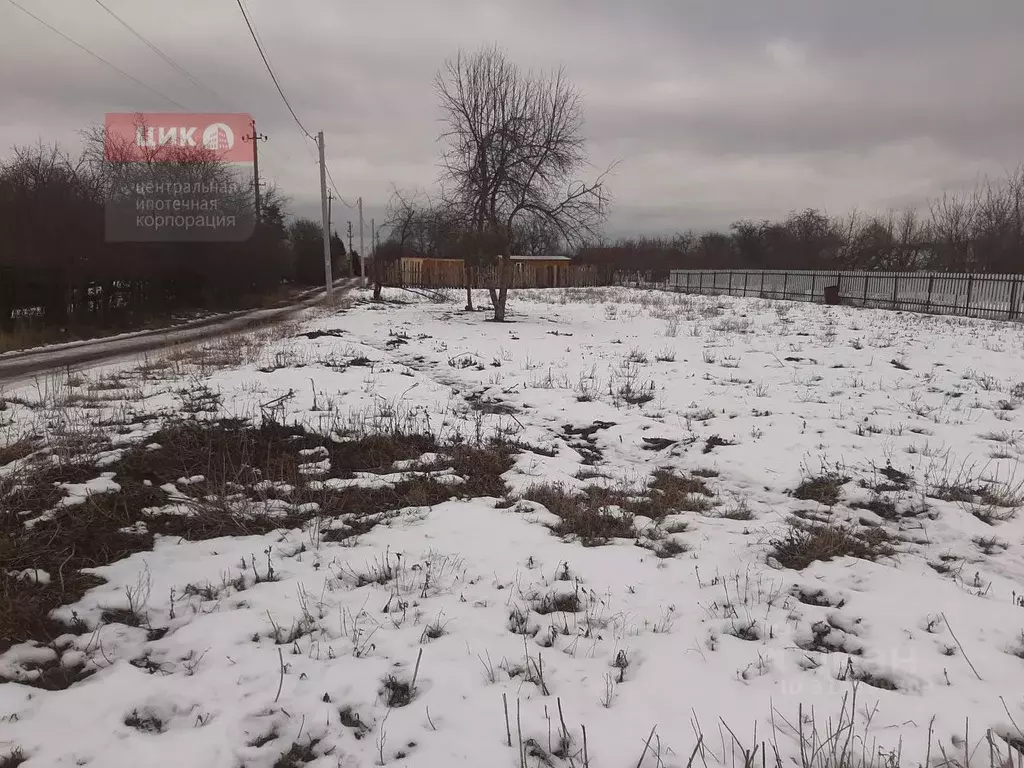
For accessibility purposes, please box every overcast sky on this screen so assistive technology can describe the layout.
[2,0,1023,240]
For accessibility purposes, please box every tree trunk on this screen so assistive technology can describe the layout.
[464,264,474,310]
[493,256,510,321]
[372,256,385,301]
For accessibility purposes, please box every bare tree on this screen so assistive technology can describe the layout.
[414,199,464,259]
[378,187,428,299]
[510,213,564,257]
[929,189,978,271]
[434,45,610,320]
[892,209,927,270]
[971,168,1024,273]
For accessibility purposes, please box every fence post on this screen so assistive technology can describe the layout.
[699,272,704,294]
[925,275,934,313]
[811,273,817,302]
[760,271,766,297]
[965,274,974,315]
[1009,278,1020,320]
[782,272,789,300]
[742,272,749,297]
[891,273,899,309]
[863,274,869,305]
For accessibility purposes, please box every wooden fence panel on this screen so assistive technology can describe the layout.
[382,261,607,290]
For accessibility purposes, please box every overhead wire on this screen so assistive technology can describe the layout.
[87,0,306,174]
[89,0,225,107]
[6,0,349,210]
[233,0,314,141]
[325,166,358,209]
[232,0,356,206]
[5,0,190,111]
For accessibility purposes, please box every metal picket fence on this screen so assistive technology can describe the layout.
[616,270,1024,321]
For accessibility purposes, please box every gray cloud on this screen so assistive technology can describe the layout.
[2,0,1022,237]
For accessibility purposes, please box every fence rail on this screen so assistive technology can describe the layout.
[615,269,1024,321]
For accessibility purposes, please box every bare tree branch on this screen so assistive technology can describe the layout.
[434,44,612,319]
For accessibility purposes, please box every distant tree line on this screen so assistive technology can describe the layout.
[576,167,1024,276]
[0,129,347,338]
[6,119,1022,339]
[375,166,1024,291]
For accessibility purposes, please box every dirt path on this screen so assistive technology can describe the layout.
[0,279,361,388]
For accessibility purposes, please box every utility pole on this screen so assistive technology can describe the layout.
[316,131,333,297]
[358,197,366,286]
[327,190,338,275]
[347,221,353,253]
[242,119,267,223]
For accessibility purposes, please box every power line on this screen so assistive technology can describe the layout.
[233,0,313,141]
[229,0,357,248]
[232,0,320,180]
[238,0,267,56]
[325,165,357,209]
[91,1,305,179]
[5,0,190,110]
[89,0,224,107]
[232,0,338,186]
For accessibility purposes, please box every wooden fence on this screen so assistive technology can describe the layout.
[615,269,1024,321]
[382,260,609,290]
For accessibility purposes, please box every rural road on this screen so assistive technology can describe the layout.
[0,278,361,388]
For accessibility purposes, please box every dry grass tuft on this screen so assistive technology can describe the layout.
[0,416,516,667]
[0,436,38,467]
[272,737,322,768]
[770,519,896,570]
[0,747,27,768]
[518,469,713,546]
[521,483,637,546]
[793,473,851,507]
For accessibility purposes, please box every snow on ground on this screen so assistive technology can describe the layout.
[3,287,1024,768]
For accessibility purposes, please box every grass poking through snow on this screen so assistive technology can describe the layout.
[770,518,897,570]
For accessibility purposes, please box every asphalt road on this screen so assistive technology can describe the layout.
[0,279,360,388]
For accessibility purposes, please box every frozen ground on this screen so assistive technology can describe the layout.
[2,287,1024,768]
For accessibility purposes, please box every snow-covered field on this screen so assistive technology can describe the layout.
[3,287,1024,768]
